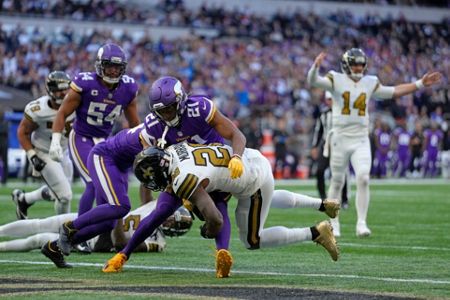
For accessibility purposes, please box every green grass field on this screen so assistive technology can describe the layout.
[0,180,449,299]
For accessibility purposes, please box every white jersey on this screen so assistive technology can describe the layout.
[169,143,270,199]
[307,67,395,137]
[23,96,75,152]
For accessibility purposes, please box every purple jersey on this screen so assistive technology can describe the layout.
[393,127,411,156]
[377,131,391,151]
[70,72,138,138]
[142,95,224,147]
[424,129,443,152]
[92,124,145,171]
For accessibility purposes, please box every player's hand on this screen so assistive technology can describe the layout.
[314,52,327,68]
[199,224,215,239]
[228,154,244,179]
[421,71,442,87]
[49,133,63,162]
[26,149,46,172]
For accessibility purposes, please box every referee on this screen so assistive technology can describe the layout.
[311,91,349,209]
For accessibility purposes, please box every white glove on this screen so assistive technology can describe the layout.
[49,132,63,162]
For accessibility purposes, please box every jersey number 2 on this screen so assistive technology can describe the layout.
[341,92,367,116]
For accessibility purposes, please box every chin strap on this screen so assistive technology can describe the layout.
[157,125,169,148]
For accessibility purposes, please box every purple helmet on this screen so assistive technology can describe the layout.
[149,76,187,127]
[95,43,127,84]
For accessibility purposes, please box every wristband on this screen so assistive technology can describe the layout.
[231,154,242,159]
[26,149,37,160]
[415,79,424,89]
[51,132,62,144]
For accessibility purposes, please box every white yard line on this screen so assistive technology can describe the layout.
[0,259,448,285]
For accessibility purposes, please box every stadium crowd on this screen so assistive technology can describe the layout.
[1,0,449,179]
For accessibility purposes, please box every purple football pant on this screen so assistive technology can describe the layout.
[68,131,98,215]
[70,153,130,244]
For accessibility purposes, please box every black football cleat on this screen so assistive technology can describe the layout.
[11,189,32,220]
[41,241,72,268]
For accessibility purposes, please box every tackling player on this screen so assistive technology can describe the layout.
[105,76,246,278]
[12,71,74,218]
[307,48,442,237]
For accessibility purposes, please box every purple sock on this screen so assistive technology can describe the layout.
[214,200,230,250]
[122,191,181,257]
[72,219,117,244]
[73,203,130,229]
[78,182,96,215]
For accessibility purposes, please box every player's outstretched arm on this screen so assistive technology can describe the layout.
[307,52,333,90]
[210,110,246,179]
[392,71,442,98]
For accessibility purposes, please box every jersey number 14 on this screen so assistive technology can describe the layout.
[341,91,367,116]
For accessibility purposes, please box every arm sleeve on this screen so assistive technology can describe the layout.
[373,83,395,100]
[307,66,333,90]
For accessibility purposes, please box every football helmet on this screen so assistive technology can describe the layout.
[133,146,171,191]
[340,48,367,80]
[45,71,71,104]
[161,206,193,237]
[95,43,127,84]
[148,76,187,127]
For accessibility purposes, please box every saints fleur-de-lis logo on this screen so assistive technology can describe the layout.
[141,166,154,179]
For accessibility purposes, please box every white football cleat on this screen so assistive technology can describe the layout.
[356,221,371,238]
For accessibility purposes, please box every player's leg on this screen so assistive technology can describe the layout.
[0,213,77,237]
[327,134,352,237]
[0,233,59,252]
[350,136,372,237]
[39,151,73,214]
[68,154,131,245]
[68,131,96,215]
[103,191,181,273]
[271,190,339,218]
[316,153,329,200]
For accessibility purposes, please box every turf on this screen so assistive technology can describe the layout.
[0,179,448,299]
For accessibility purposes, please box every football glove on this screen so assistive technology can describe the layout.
[199,224,215,239]
[26,149,46,172]
[228,154,243,179]
[49,132,63,162]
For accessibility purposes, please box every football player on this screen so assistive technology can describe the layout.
[392,118,411,178]
[1,202,191,263]
[104,76,246,278]
[12,71,74,218]
[103,143,340,276]
[422,121,444,177]
[49,43,140,216]
[307,49,442,237]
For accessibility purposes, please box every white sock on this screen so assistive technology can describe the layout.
[355,174,370,224]
[0,233,58,252]
[259,226,312,248]
[24,186,47,205]
[271,190,322,209]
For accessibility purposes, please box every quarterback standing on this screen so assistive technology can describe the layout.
[307,49,442,237]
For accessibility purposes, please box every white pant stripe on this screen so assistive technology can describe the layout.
[69,130,91,183]
[93,154,115,205]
